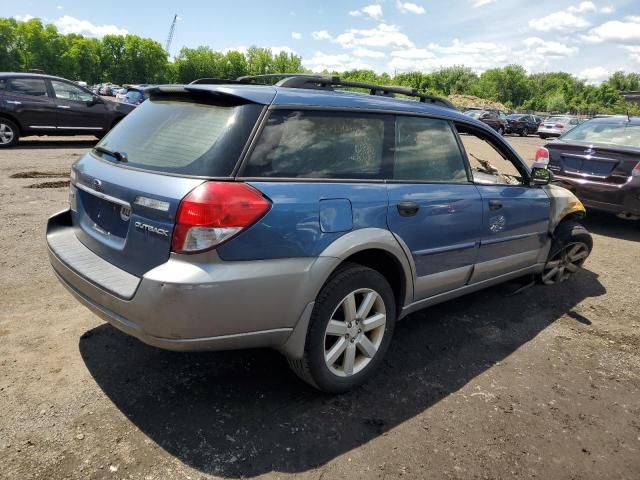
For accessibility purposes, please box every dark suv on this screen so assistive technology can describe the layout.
[0,73,135,147]
[47,74,592,393]
[464,109,508,135]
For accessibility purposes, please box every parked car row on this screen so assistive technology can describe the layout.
[91,83,124,96]
[115,84,152,106]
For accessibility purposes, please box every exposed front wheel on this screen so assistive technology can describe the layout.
[288,264,396,393]
[0,118,19,148]
[538,221,592,285]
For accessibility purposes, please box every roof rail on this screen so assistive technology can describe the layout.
[191,73,455,109]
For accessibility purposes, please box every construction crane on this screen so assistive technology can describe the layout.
[165,14,178,54]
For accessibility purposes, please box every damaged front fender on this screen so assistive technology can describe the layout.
[543,183,586,231]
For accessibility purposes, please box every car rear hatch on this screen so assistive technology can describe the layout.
[547,142,638,185]
[69,85,273,277]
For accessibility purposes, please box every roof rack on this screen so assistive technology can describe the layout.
[191,73,455,109]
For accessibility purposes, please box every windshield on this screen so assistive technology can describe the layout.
[465,111,482,118]
[507,114,525,120]
[96,96,262,176]
[561,121,640,148]
[546,116,572,123]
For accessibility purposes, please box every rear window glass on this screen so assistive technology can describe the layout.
[394,116,468,182]
[546,116,572,123]
[561,121,640,148]
[243,110,388,179]
[9,78,48,97]
[96,96,262,176]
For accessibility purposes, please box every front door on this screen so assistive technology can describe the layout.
[386,116,483,301]
[4,77,58,131]
[50,80,107,133]
[456,123,550,283]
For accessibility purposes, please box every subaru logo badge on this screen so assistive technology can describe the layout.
[120,206,131,222]
[92,178,103,192]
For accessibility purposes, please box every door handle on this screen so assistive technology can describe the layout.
[6,100,21,105]
[57,105,71,109]
[397,201,420,217]
[489,200,503,210]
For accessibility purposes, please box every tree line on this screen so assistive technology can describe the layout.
[1,16,638,114]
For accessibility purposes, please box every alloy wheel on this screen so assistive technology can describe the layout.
[541,242,589,285]
[323,288,387,377]
[0,123,14,145]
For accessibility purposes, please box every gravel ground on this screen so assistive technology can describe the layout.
[0,135,639,480]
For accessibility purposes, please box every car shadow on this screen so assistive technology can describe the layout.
[16,138,98,150]
[582,211,640,242]
[79,269,605,478]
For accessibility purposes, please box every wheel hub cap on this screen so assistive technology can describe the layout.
[324,288,387,377]
[541,242,589,285]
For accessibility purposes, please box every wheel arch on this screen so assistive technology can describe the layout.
[278,228,415,360]
[0,113,23,133]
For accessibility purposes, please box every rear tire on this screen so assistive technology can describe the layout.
[0,118,19,148]
[539,134,547,139]
[537,221,592,285]
[288,263,396,393]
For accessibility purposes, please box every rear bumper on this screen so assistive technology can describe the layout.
[47,209,339,351]
[552,175,640,216]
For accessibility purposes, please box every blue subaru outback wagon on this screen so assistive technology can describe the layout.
[47,74,592,393]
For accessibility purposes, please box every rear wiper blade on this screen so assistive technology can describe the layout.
[94,145,128,162]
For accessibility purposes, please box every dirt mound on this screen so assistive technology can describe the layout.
[26,180,70,189]
[10,170,68,179]
[448,94,508,111]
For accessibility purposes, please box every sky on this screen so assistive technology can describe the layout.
[8,0,640,83]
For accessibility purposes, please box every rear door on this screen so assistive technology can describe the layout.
[4,77,58,130]
[70,91,268,276]
[50,79,107,132]
[386,116,482,300]
[456,123,550,283]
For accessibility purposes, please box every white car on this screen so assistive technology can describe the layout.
[538,116,580,139]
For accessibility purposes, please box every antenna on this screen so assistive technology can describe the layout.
[165,14,178,54]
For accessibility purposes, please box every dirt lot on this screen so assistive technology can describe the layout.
[1,135,639,480]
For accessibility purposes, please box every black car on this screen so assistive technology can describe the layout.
[506,114,539,136]
[536,116,640,220]
[0,73,135,147]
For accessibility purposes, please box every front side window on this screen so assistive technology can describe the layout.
[244,110,388,179]
[394,116,468,182]
[51,80,93,102]
[8,78,48,97]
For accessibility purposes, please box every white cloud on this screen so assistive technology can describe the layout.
[567,1,596,14]
[352,47,386,58]
[600,6,615,14]
[471,0,496,7]
[523,37,578,57]
[396,1,425,14]
[334,23,414,49]
[291,32,302,40]
[529,11,590,32]
[304,52,373,72]
[362,4,383,19]
[14,14,35,22]
[56,5,63,10]
[223,45,297,56]
[389,39,510,72]
[579,66,610,84]
[53,15,128,37]
[625,46,640,64]
[312,30,332,40]
[349,4,383,19]
[581,18,640,44]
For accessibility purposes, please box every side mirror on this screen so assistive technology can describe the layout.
[530,167,553,186]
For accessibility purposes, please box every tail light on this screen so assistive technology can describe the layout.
[172,182,271,254]
[533,147,550,167]
[554,123,564,129]
[632,162,640,177]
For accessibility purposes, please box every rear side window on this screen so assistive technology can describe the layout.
[394,116,468,183]
[244,110,388,179]
[97,96,262,176]
[8,78,48,97]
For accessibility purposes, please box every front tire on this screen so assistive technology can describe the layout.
[520,128,529,137]
[497,126,505,135]
[288,263,396,393]
[0,118,19,148]
[537,221,592,285]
